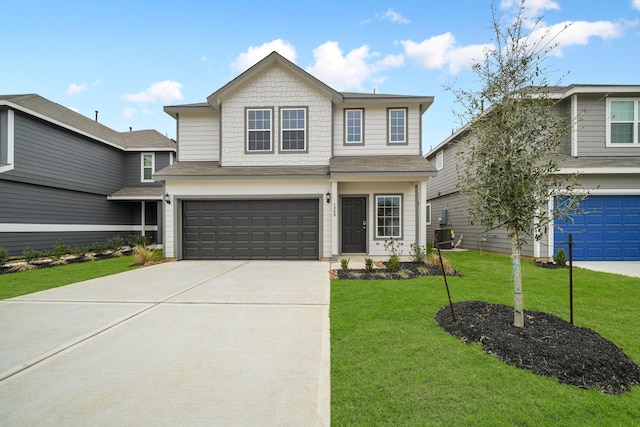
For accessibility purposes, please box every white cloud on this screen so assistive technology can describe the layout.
[401,33,491,74]
[232,39,297,72]
[380,8,410,24]
[201,55,208,62]
[634,0,640,11]
[121,80,183,104]
[529,20,627,56]
[66,83,87,96]
[122,107,137,119]
[305,42,402,91]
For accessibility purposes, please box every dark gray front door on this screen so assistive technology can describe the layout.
[182,199,319,260]
[341,197,367,253]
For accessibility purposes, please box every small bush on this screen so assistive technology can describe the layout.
[52,240,71,259]
[132,245,156,265]
[106,236,124,252]
[340,258,350,271]
[384,239,402,258]
[553,249,567,266]
[409,243,427,263]
[387,254,400,272]
[0,244,9,267]
[128,234,149,248]
[364,257,374,272]
[427,250,452,274]
[23,246,42,264]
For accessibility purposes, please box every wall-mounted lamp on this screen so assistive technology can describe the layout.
[325,191,331,204]
[163,194,171,204]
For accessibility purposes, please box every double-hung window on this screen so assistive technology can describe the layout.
[435,151,444,170]
[388,108,407,144]
[607,98,640,146]
[376,195,402,239]
[345,109,364,144]
[281,107,307,151]
[247,108,273,152]
[141,153,154,182]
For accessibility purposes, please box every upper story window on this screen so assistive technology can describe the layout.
[435,150,444,170]
[345,109,364,144]
[0,109,15,173]
[247,108,273,152]
[281,107,307,151]
[141,153,155,182]
[607,98,640,146]
[388,108,407,144]
[376,195,402,239]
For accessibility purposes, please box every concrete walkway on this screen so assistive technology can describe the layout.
[573,261,640,278]
[0,260,330,426]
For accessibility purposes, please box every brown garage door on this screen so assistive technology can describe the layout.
[182,199,319,260]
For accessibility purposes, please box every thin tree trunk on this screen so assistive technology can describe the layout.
[511,231,524,328]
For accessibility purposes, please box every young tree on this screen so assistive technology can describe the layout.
[450,1,584,327]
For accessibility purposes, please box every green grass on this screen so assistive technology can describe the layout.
[331,251,640,426]
[0,256,139,299]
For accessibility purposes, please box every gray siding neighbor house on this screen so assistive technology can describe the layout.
[0,94,176,255]
[156,52,437,260]
[425,85,640,261]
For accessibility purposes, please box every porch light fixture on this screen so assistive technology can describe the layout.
[325,192,331,204]
[163,193,171,204]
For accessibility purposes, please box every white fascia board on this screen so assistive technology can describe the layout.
[557,167,640,174]
[0,101,125,151]
[562,85,640,97]
[124,147,177,152]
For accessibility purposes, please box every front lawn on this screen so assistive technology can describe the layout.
[0,256,140,299]
[331,251,640,426]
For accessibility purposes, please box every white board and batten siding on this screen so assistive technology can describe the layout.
[163,179,332,259]
[177,111,219,162]
[333,105,423,156]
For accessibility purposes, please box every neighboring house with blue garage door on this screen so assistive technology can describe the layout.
[425,85,640,261]
[155,52,437,260]
[0,94,176,255]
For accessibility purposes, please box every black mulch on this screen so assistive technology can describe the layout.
[436,301,640,394]
[336,262,463,280]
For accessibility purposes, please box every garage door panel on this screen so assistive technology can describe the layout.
[555,195,640,261]
[182,199,319,260]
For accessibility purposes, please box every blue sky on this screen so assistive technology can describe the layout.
[2,0,639,151]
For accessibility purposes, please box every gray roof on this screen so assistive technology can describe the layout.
[154,161,330,179]
[108,187,164,200]
[330,156,437,176]
[1,94,175,151]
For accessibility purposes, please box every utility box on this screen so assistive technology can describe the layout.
[435,229,455,249]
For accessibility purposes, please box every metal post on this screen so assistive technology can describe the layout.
[435,231,456,321]
[569,233,573,325]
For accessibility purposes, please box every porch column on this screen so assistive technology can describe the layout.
[331,180,339,260]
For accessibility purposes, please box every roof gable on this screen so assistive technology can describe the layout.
[206,51,343,109]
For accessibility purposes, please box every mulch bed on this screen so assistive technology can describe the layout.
[334,262,463,280]
[436,301,640,394]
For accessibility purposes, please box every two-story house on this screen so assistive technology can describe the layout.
[155,52,436,260]
[425,85,640,261]
[0,94,176,255]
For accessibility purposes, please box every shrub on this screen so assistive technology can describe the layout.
[427,250,452,274]
[553,249,567,266]
[409,243,427,263]
[387,254,400,272]
[340,258,350,271]
[52,240,71,259]
[23,246,42,264]
[384,239,402,258]
[106,236,124,252]
[0,244,9,267]
[128,234,149,248]
[132,244,156,265]
[364,257,374,272]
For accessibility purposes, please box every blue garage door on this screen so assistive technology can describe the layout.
[555,195,640,261]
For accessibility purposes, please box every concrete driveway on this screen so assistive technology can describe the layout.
[0,260,330,426]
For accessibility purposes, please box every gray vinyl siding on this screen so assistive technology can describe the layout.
[576,93,640,157]
[3,111,124,194]
[0,231,136,256]
[426,143,459,197]
[427,191,535,257]
[124,152,170,187]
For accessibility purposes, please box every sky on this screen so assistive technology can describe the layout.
[2,0,639,153]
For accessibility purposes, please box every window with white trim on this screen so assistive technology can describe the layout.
[247,108,272,151]
[376,195,402,238]
[141,153,154,182]
[281,108,306,151]
[426,202,432,225]
[607,98,640,145]
[345,109,363,144]
[388,108,407,143]
[435,150,444,170]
